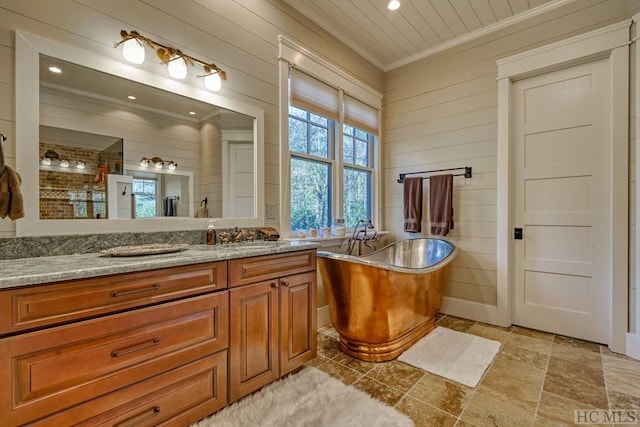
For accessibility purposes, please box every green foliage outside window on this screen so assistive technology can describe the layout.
[289,106,373,232]
[132,179,157,218]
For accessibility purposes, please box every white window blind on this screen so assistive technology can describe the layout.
[290,68,340,122]
[344,95,379,135]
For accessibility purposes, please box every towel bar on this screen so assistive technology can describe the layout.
[397,166,471,183]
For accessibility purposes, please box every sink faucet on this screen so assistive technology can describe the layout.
[346,219,377,256]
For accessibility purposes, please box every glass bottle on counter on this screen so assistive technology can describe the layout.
[331,219,346,236]
[206,219,217,245]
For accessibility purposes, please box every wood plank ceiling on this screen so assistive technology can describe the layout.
[282,0,556,71]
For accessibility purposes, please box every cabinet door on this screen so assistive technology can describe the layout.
[279,271,317,375]
[229,280,279,402]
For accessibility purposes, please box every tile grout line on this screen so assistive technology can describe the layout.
[531,331,554,426]
[599,344,613,412]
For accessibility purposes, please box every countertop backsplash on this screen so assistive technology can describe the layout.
[0,227,274,260]
[0,230,205,260]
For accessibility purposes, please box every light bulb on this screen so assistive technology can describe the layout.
[204,72,222,91]
[41,157,51,166]
[388,0,400,10]
[167,162,177,171]
[140,158,149,167]
[168,56,187,79]
[154,161,164,169]
[60,160,70,168]
[122,38,145,64]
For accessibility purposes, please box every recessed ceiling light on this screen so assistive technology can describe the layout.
[48,66,62,74]
[388,0,400,11]
[127,95,136,100]
[188,111,196,115]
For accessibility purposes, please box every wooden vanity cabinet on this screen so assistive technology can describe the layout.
[0,250,317,425]
[0,263,229,427]
[228,250,317,402]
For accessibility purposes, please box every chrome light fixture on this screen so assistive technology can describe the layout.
[114,30,227,91]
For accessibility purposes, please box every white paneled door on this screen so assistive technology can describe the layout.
[227,142,255,218]
[512,58,610,343]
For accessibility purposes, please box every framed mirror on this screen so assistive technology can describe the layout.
[16,31,265,236]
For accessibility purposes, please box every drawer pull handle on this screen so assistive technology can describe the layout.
[270,282,279,288]
[111,283,160,297]
[111,338,160,358]
[281,281,289,287]
[118,406,160,427]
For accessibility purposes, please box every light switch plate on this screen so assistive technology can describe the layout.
[266,203,277,220]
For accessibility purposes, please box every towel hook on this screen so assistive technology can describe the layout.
[0,133,6,176]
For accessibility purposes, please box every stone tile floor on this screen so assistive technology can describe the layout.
[308,314,640,426]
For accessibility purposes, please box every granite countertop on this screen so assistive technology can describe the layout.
[0,241,319,290]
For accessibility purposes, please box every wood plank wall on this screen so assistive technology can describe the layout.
[382,0,636,309]
[0,0,383,238]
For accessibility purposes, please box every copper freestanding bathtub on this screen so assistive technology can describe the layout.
[317,238,457,362]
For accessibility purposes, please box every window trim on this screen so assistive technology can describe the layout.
[279,37,382,237]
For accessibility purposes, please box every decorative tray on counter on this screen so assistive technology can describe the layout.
[100,243,189,257]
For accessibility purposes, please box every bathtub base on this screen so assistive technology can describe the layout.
[338,318,436,362]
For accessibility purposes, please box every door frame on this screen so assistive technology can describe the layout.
[496,20,630,352]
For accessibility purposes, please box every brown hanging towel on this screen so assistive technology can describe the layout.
[429,174,454,236]
[403,177,423,233]
[0,166,25,220]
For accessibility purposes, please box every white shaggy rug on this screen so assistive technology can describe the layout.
[398,326,500,387]
[192,366,414,427]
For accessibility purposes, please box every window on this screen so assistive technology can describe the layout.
[288,104,376,233]
[132,178,157,218]
[280,38,382,237]
[289,106,333,230]
[342,125,374,227]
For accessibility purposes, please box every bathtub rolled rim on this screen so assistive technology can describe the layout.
[317,237,458,274]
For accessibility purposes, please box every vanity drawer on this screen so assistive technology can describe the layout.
[228,250,316,287]
[26,350,228,427]
[0,261,227,335]
[0,292,228,426]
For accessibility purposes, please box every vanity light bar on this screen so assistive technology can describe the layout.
[114,30,227,92]
[140,156,177,170]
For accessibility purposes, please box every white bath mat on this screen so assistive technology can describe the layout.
[192,366,414,427]
[398,326,500,387]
